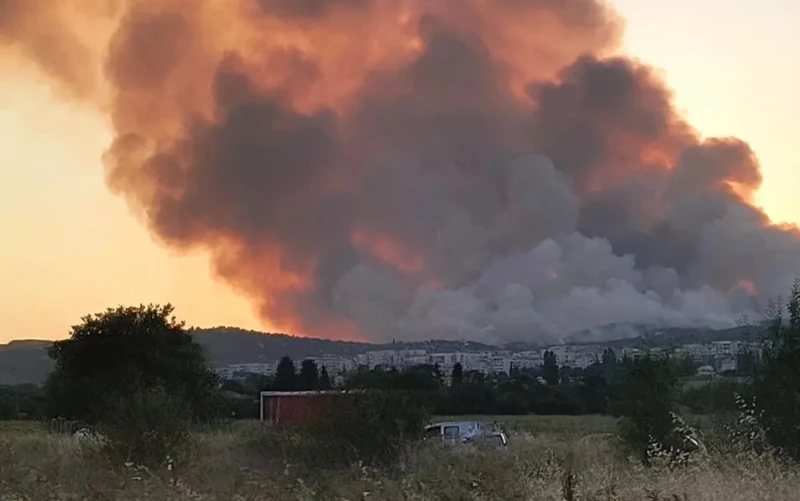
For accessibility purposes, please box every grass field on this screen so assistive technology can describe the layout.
[0,420,41,434]
[2,417,798,500]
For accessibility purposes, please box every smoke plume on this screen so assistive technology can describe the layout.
[5,0,800,343]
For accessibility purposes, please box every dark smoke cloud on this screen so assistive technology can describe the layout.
[4,0,799,343]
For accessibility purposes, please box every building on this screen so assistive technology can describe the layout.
[491,356,512,375]
[365,350,398,369]
[216,363,273,381]
[319,354,354,375]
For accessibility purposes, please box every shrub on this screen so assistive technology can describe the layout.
[611,356,700,465]
[706,393,771,458]
[317,390,428,465]
[254,390,429,469]
[753,281,800,461]
[99,386,192,467]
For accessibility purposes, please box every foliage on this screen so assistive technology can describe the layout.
[43,304,220,424]
[313,390,429,466]
[736,349,758,377]
[100,386,192,467]
[220,373,271,398]
[346,364,442,393]
[319,366,332,390]
[221,392,260,419]
[543,350,559,386]
[705,393,771,457]
[612,355,693,464]
[256,390,429,468]
[0,384,45,420]
[753,279,800,460]
[452,362,463,386]
[273,356,297,391]
[298,359,319,390]
[680,379,753,414]
[347,364,592,416]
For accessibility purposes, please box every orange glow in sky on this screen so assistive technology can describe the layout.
[1,0,798,343]
[0,65,265,342]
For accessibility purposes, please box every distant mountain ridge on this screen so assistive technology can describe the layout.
[192,327,500,365]
[0,340,55,386]
[0,324,764,386]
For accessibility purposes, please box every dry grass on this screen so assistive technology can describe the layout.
[0,421,41,435]
[2,421,799,500]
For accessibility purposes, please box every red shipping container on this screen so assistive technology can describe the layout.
[260,391,344,426]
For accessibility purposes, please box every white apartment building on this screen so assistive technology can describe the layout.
[319,354,354,375]
[366,350,398,369]
[510,357,541,370]
[491,356,512,375]
[216,362,273,380]
[710,341,739,356]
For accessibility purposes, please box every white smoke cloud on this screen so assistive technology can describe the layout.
[330,154,768,344]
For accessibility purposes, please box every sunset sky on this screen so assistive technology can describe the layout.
[1,0,797,344]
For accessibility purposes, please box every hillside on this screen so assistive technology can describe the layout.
[191,328,375,364]
[0,329,499,385]
[0,340,55,386]
[192,327,500,365]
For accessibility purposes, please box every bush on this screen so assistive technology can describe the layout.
[753,281,800,461]
[44,304,221,425]
[611,356,700,464]
[254,390,429,469]
[99,386,192,467]
[705,393,771,458]
[680,380,753,414]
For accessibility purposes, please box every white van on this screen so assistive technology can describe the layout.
[424,421,482,442]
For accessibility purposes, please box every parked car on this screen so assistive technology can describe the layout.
[424,420,482,442]
[424,421,508,447]
[467,430,509,448]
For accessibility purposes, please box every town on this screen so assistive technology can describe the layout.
[214,338,761,385]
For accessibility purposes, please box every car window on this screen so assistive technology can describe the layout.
[443,425,459,439]
[425,426,440,438]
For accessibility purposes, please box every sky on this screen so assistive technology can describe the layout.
[1,0,798,344]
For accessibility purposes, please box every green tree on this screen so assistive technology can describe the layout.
[44,304,219,424]
[452,362,463,386]
[673,354,697,378]
[753,280,800,460]
[580,373,609,414]
[299,359,320,390]
[602,348,617,366]
[542,350,559,386]
[274,356,296,391]
[319,366,332,390]
[737,348,757,377]
[612,355,685,464]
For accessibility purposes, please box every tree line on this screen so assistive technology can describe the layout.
[238,346,735,417]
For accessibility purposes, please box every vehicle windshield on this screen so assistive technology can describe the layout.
[424,426,440,438]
